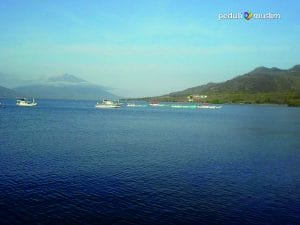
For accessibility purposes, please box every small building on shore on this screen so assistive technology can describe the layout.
[187,95,207,102]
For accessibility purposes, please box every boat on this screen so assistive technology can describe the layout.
[171,105,198,109]
[198,105,222,109]
[16,98,37,107]
[95,100,121,109]
[127,103,137,107]
[149,100,164,107]
[127,103,146,107]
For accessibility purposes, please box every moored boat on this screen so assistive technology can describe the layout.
[16,98,37,107]
[95,100,121,109]
[171,105,198,109]
[127,103,137,107]
[198,105,222,109]
[127,103,145,107]
[149,100,164,107]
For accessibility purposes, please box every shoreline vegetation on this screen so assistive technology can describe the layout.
[130,92,300,107]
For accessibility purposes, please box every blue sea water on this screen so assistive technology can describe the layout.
[0,99,300,225]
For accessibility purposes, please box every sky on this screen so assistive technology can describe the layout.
[0,0,300,97]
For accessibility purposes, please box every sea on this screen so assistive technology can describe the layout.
[0,99,300,225]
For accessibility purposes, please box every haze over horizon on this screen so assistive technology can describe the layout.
[0,0,299,97]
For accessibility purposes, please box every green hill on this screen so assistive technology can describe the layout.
[149,65,300,106]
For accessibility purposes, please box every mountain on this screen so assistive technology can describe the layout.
[13,74,118,100]
[149,65,300,106]
[0,85,20,98]
[47,74,87,83]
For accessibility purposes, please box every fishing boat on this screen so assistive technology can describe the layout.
[198,105,222,109]
[171,105,198,109]
[95,100,121,109]
[127,103,146,107]
[127,103,137,107]
[16,98,37,107]
[149,100,164,107]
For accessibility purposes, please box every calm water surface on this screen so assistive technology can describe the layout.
[0,99,300,225]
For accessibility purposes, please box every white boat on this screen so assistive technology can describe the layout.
[127,103,146,107]
[150,103,164,107]
[198,105,222,109]
[127,103,137,107]
[149,100,164,107]
[16,98,37,107]
[171,105,198,109]
[95,100,121,109]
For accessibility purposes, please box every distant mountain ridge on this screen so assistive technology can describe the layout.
[0,74,118,100]
[169,65,300,96]
[149,64,300,106]
[47,74,87,83]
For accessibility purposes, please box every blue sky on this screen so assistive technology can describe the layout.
[0,0,299,97]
